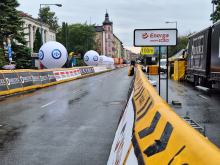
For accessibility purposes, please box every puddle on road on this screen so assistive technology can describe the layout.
[68,91,89,105]
[0,123,26,148]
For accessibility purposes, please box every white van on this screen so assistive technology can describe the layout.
[159,59,167,73]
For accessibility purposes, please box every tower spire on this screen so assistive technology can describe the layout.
[103,10,112,25]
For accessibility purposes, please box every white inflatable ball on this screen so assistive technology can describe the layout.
[99,55,114,65]
[84,50,99,66]
[39,41,68,69]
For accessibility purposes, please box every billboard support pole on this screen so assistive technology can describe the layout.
[159,46,161,95]
[166,46,169,103]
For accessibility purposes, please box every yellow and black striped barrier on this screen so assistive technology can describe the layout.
[108,65,220,165]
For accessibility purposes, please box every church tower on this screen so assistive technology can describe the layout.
[103,11,113,57]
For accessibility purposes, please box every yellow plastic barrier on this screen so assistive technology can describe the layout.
[128,66,134,76]
[132,65,220,164]
[0,67,112,97]
[148,65,159,75]
[0,70,24,95]
[173,60,186,81]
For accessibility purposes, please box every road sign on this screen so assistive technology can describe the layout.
[134,29,177,46]
[140,47,155,56]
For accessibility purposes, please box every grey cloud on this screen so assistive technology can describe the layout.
[18,0,213,46]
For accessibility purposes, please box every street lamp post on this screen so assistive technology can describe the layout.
[39,4,62,45]
[164,21,177,102]
[212,0,218,24]
[165,21,178,29]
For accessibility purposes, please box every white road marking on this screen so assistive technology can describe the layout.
[198,95,209,100]
[41,100,56,108]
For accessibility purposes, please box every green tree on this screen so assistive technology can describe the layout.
[169,36,188,57]
[57,23,96,66]
[33,28,42,52]
[13,44,32,69]
[38,6,59,31]
[67,23,96,55]
[0,0,31,68]
[56,22,68,48]
[211,0,219,23]
[0,48,7,67]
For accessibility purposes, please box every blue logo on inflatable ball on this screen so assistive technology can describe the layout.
[84,56,89,61]
[39,50,44,60]
[93,56,98,61]
[52,49,62,59]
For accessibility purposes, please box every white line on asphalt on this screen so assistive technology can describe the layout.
[41,100,56,108]
[198,95,209,100]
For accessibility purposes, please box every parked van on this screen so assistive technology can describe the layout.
[159,59,167,73]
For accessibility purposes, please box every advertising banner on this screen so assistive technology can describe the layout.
[40,72,49,84]
[53,71,63,81]
[134,29,177,46]
[17,72,33,87]
[30,72,42,85]
[93,66,107,73]
[79,67,95,75]
[3,73,22,89]
[47,71,56,83]
[107,91,137,165]
[69,69,81,78]
[0,73,8,91]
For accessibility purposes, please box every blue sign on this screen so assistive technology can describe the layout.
[84,55,89,61]
[51,49,62,59]
[93,56,98,61]
[38,50,44,60]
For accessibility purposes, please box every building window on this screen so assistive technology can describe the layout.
[108,27,111,31]
[108,34,110,39]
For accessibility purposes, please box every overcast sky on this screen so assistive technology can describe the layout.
[18,0,213,46]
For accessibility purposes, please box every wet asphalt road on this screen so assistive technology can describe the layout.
[147,73,220,148]
[0,68,132,165]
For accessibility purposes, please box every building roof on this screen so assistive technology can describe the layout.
[95,26,104,32]
[168,49,185,61]
[113,34,123,44]
[103,12,113,25]
[19,11,51,29]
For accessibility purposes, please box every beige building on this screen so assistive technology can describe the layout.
[113,34,123,58]
[124,47,140,61]
[21,12,56,52]
[123,48,132,61]
[95,26,105,55]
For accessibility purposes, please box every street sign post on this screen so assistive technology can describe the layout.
[134,29,178,103]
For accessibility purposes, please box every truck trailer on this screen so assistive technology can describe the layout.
[187,21,220,88]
